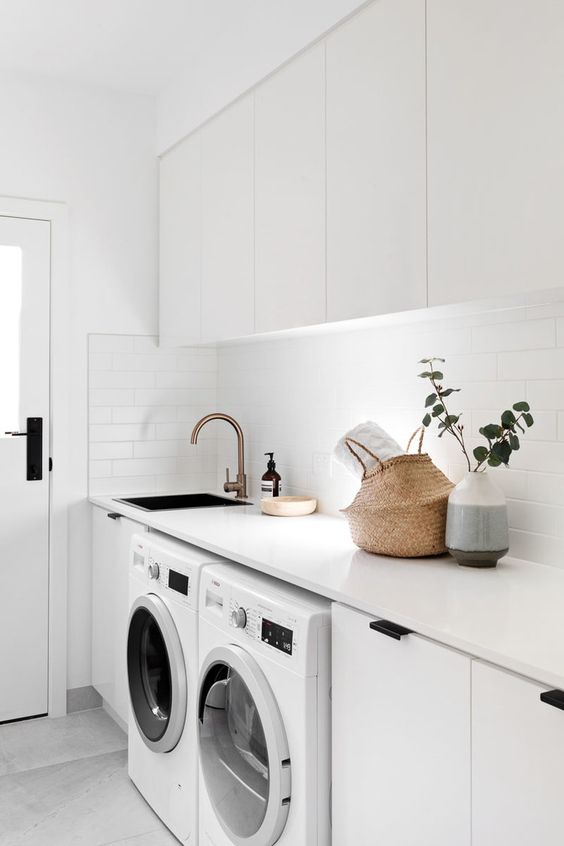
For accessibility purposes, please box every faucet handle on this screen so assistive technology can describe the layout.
[225,467,230,484]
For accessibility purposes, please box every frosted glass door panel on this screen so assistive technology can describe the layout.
[0,245,23,434]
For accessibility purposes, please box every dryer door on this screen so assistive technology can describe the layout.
[127,594,187,753]
[198,645,292,846]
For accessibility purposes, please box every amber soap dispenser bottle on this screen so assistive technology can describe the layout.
[261,452,282,497]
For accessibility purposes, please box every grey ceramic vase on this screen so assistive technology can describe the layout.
[445,471,509,568]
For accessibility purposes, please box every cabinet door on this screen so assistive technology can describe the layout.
[332,603,471,846]
[92,507,147,724]
[159,132,201,345]
[326,0,426,322]
[427,0,564,305]
[473,661,564,845]
[201,95,254,342]
[254,45,326,333]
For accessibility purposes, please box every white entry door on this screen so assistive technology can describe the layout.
[0,215,50,723]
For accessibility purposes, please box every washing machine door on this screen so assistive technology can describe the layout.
[127,594,187,753]
[198,645,292,846]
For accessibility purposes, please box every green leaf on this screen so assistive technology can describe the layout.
[513,401,530,412]
[418,371,433,379]
[480,423,502,440]
[431,371,444,380]
[523,413,534,428]
[501,410,516,428]
[440,388,460,397]
[492,441,511,464]
[509,433,520,450]
[422,413,432,427]
[488,454,502,467]
[445,414,460,425]
[438,428,447,438]
[432,404,444,417]
[425,393,437,407]
[473,446,489,461]
[419,358,432,364]
[515,420,525,433]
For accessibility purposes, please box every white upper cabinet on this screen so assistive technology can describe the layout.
[201,96,254,342]
[159,132,201,346]
[326,0,427,322]
[427,0,564,305]
[472,661,564,845]
[332,603,471,846]
[254,45,326,333]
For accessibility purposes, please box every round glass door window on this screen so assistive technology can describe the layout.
[200,663,269,838]
[127,594,187,752]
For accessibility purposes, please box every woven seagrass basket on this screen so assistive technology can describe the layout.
[342,428,454,558]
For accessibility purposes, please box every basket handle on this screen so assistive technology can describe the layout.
[344,437,384,477]
[406,427,425,454]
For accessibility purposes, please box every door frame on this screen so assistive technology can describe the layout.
[0,195,69,718]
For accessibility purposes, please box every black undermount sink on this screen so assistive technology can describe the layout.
[115,493,253,511]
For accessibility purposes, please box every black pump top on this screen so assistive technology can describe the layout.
[265,452,276,471]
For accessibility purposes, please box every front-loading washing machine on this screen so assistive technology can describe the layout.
[197,563,331,846]
[127,531,228,844]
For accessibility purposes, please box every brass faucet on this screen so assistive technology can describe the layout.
[190,413,248,500]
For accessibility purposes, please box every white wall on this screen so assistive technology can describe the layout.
[88,334,217,495]
[0,73,157,689]
[216,293,564,569]
[156,0,368,153]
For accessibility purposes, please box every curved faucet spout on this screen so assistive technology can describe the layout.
[190,413,247,499]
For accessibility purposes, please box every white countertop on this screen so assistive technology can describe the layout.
[91,493,564,690]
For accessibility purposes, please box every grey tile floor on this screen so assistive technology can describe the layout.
[0,709,178,846]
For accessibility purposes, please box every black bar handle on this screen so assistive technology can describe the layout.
[540,690,564,711]
[369,619,414,640]
[107,512,121,520]
[5,431,29,436]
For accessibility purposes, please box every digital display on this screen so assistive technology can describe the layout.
[261,619,293,655]
[168,569,189,596]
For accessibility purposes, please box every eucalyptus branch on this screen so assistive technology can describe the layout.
[418,358,534,471]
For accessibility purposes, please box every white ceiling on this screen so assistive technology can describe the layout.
[0,0,254,96]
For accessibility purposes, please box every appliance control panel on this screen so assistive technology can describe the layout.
[229,597,298,659]
[147,553,193,605]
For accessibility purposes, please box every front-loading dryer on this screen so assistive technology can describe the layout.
[197,563,331,846]
[127,531,228,844]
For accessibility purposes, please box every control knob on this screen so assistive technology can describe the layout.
[147,562,160,580]
[231,607,247,629]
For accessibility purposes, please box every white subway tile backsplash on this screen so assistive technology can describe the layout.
[112,406,178,424]
[89,407,112,425]
[89,352,113,371]
[216,298,564,568]
[89,335,135,353]
[498,348,564,380]
[472,318,555,353]
[89,370,155,389]
[90,423,156,443]
[89,298,564,570]
[89,334,219,496]
[89,335,217,493]
[113,353,179,372]
[526,380,564,410]
[90,389,135,407]
[90,442,133,460]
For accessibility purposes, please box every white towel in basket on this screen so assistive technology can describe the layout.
[334,421,405,478]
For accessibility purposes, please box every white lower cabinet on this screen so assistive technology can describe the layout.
[332,603,471,846]
[472,661,564,845]
[91,506,147,725]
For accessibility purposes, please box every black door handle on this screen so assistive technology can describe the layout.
[540,690,564,711]
[107,512,121,520]
[369,619,414,640]
[5,418,43,480]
